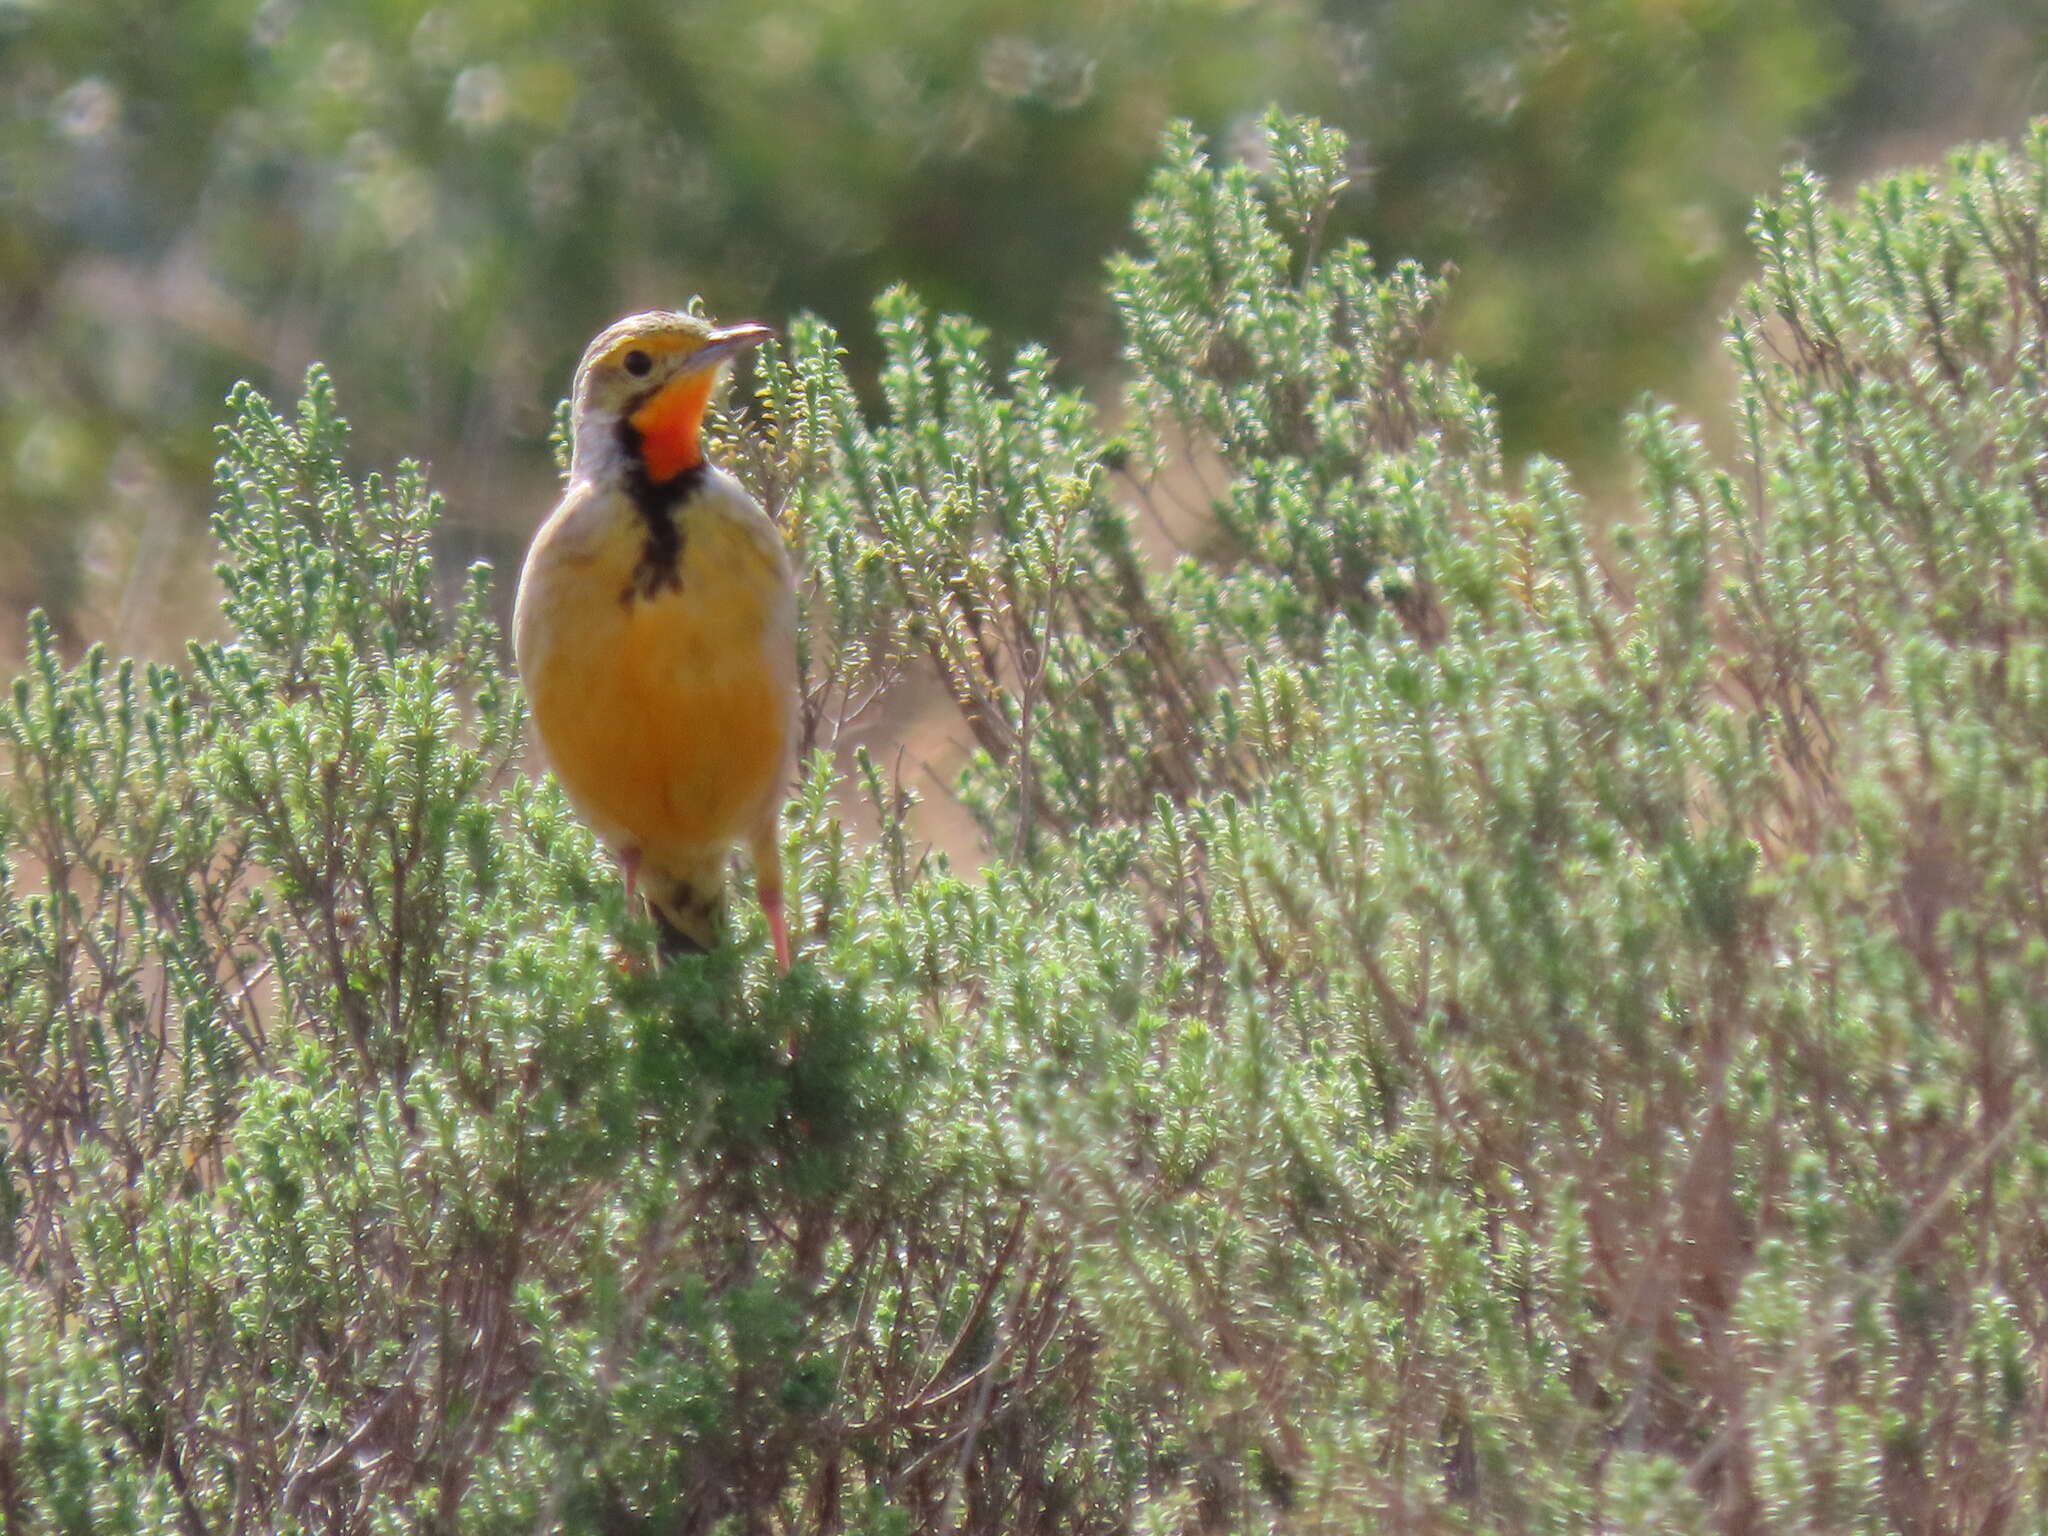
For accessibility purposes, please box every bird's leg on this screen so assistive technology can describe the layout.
[760,884,793,975]
[606,847,652,976]
[751,830,794,976]
[619,845,642,909]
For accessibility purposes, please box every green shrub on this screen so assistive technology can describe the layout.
[4,111,2047,1532]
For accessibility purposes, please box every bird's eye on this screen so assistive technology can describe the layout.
[622,349,653,377]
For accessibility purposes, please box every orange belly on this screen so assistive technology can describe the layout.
[528,560,789,862]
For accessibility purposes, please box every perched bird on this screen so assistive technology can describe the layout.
[515,311,797,970]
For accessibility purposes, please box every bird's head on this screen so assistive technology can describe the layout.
[569,310,773,485]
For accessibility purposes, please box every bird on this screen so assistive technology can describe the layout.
[515,310,797,971]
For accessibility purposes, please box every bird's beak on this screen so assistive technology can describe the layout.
[687,322,775,373]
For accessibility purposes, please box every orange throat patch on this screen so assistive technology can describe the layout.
[629,370,716,483]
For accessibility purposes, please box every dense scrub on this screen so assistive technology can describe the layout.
[3,113,2047,1533]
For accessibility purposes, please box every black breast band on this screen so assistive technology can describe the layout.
[615,417,706,602]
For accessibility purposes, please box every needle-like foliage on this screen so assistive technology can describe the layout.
[4,112,2048,1533]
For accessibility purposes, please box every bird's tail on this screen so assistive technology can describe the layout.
[645,860,728,960]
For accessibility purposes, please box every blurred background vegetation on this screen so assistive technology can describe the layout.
[3,0,2046,649]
